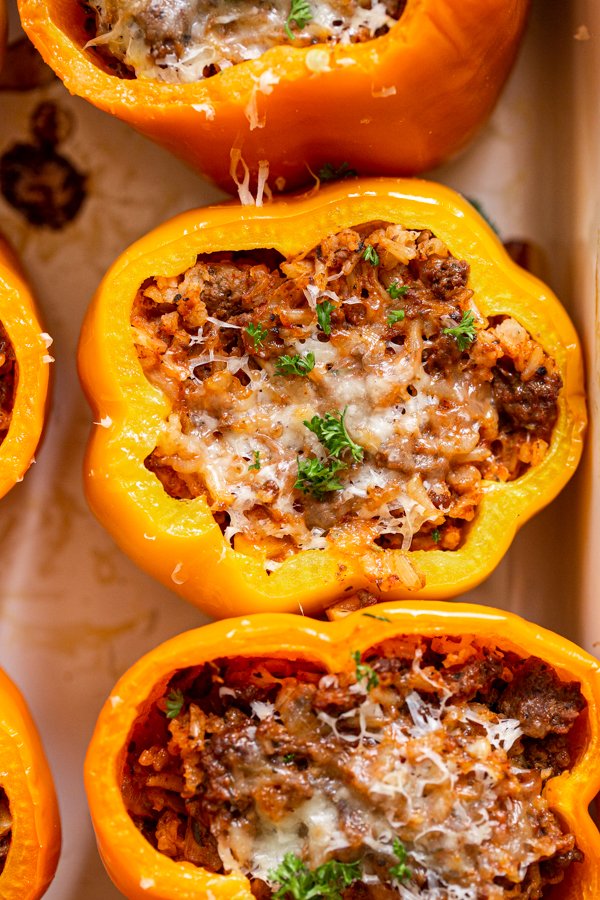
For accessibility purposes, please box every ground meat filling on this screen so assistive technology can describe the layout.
[0,323,16,447]
[131,221,561,566]
[0,788,11,876]
[122,637,585,899]
[82,0,407,83]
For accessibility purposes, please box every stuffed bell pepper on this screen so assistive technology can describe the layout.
[85,600,600,899]
[0,666,61,899]
[0,237,50,500]
[78,178,585,617]
[18,0,529,194]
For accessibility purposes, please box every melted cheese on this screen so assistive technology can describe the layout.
[86,0,397,83]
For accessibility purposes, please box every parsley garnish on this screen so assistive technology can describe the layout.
[387,282,408,300]
[270,853,361,900]
[285,0,312,39]
[304,408,363,463]
[275,352,315,377]
[246,322,269,348]
[442,310,477,351]
[248,451,261,471]
[363,245,379,266]
[282,753,296,763]
[389,838,411,883]
[362,612,392,623]
[351,650,379,691]
[316,300,334,335]
[387,309,405,325]
[295,457,345,498]
[317,162,357,182]
[431,528,441,544]
[165,689,184,719]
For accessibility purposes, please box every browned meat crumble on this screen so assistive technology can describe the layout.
[0,788,11,875]
[131,221,561,568]
[0,323,16,447]
[122,636,585,899]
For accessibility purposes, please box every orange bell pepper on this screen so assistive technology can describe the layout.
[18,0,529,194]
[0,666,61,899]
[0,238,50,500]
[78,178,586,617]
[84,600,600,899]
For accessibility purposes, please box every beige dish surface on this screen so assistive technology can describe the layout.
[0,0,598,896]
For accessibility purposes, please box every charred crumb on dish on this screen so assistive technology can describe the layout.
[0,102,87,230]
[131,221,561,572]
[121,637,585,898]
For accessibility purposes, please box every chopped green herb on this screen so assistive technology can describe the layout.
[295,457,345,498]
[317,162,358,182]
[165,689,184,719]
[316,300,334,335]
[363,244,380,266]
[387,282,409,300]
[246,321,269,348]
[275,352,316,377]
[362,612,392,623]
[270,853,361,900]
[389,837,412,883]
[432,528,441,544]
[442,310,477,351]
[248,450,261,471]
[285,0,312,39]
[351,649,379,691]
[387,309,405,325]
[282,753,296,763]
[304,408,364,463]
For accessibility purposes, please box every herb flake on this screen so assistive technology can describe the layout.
[387,282,409,300]
[362,612,392,623]
[270,853,361,900]
[387,309,405,325]
[285,0,312,39]
[389,837,412,883]
[363,245,380,267]
[295,457,345,498]
[442,310,477,351]
[246,321,269,348]
[316,300,334,335]
[351,650,379,691]
[432,528,441,544]
[165,689,184,719]
[304,408,364,463]
[275,352,316,377]
[317,162,357,182]
[248,451,261,471]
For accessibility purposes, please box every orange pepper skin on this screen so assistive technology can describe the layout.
[85,601,600,900]
[0,666,61,899]
[0,238,50,500]
[18,0,529,194]
[77,178,586,617]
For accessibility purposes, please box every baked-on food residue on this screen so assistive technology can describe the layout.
[0,323,16,447]
[122,634,585,898]
[82,0,407,82]
[132,221,561,569]
[0,788,11,875]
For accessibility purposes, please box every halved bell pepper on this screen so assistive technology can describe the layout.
[84,600,600,899]
[0,238,50,500]
[18,0,529,194]
[0,665,61,899]
[78,178,585,617]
